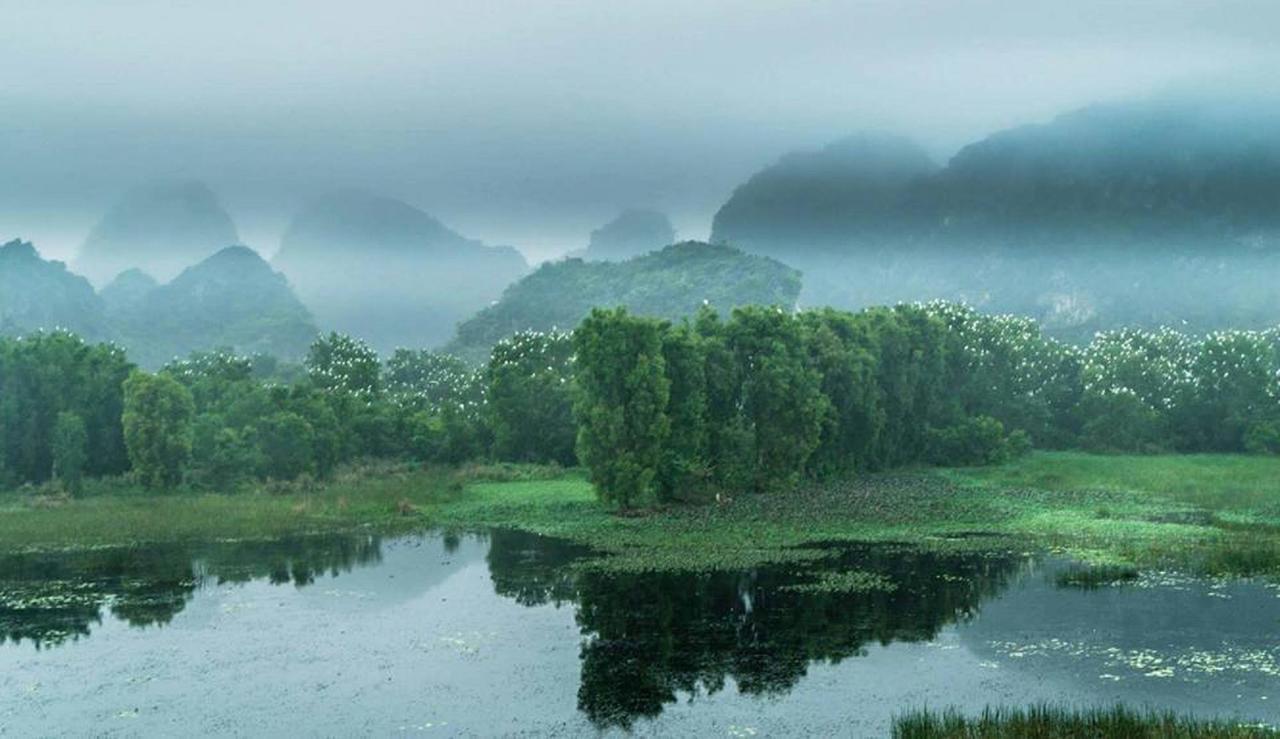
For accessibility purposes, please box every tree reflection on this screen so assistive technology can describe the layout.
[0,534,382,648]
[484,535,1025,729]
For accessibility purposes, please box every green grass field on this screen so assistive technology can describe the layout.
[2,452,1279,576]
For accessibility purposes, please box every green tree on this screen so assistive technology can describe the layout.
[256,411,315,480]
[726,307,829,492]
[656,323,709,501]
[486,331,577,465]
[51,412,88,493]
[306,332,381,399]
[122,371,195,488]
[574,308,671,509]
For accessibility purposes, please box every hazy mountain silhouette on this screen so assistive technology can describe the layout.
[711,132,937,256]
[111,246,316,367]
[581,209,677,261]
[273,190,528,352]
[710,97,1280,336]
[74,181,240,285]
[0,239,109,340]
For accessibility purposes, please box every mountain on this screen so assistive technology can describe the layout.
[709,98,1280,336]
[99,268,158,314]
[711,132,937,257]
[273,190,528,351]
[582,209,676,261]
[0,239,109,339]
[74,181,240,285]
[112,246,317,368]
[913,98,1280,250]
[446,241,801,363]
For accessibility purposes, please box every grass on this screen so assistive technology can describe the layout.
[2,452,1280,577]
[892,705,1276,738]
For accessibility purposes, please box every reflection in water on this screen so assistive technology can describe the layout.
[1,529,1027,728]
[0,534,382,648]
[483,532,1028,728]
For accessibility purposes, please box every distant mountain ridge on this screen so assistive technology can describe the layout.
[713,99,1280,258]
[273,189,528,351]
[0,239,109,340]
[74,181,240,285]
[1,240,316,367]
[710,96,1280,336]
[582,209,677,261]
[110,246,317,367]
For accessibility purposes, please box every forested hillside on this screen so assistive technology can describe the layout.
[109,246,317,368]
[0,239,109,341]
[446,242,802,362]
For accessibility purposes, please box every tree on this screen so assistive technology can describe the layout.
[656,323,708,501]
[123,371,195,488]
[574,309,671,509]
[725,307,829,492]
[305,332,381,399]
[486,331,577,465]
[51,412,88,493]
[256,411,315,480]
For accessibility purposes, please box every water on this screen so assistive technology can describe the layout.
[3,530,1278,736]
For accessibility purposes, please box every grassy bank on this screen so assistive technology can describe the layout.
[892,705,1276,738]
[2,453,1279,576]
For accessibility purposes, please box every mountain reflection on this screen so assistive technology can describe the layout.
[483,531,1027,728]
[0,534,382,648]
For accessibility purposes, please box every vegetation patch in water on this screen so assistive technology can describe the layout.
[1054,564,1141,589]
[781,569,897,594]
[892,705,1277,738]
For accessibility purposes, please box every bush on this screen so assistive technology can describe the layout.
[1244,421,1280,455]
[925,415,1017,466]
[1079,390,1166,454]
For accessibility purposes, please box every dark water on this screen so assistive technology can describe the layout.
[3,531,1278,736]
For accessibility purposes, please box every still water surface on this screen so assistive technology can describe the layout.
[3,530,1279,736]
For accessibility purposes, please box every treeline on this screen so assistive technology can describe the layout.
[2,302,1277,502]
[573,303,1279,507]
[0,328,573,492]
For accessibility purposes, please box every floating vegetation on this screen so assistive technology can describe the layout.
[892,704,1277,738]
[987,639,1280,680]
[1054,564,1140,589]
[781,569,898,594]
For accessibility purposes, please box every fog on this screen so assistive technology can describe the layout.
[3,0,1277,262]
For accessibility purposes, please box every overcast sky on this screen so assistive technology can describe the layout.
[2,0,1277,263]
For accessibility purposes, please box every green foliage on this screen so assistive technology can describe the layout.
[925,416,1024,467]
[306,332,381,399]
[656,324,709,501]
[574,309,672,509]
[725,306,829,492]
[0,331,133,486]
[447,242,802,363]
[255,411,315,480]
[486,331,577,465]
[122,371,195,488]
[51,412,88,493]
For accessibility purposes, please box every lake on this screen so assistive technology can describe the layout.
[3,530,1279,736]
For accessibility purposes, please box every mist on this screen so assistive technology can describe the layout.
[4,0,1278,262]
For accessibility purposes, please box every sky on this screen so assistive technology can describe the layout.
[2,0,1277,263]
